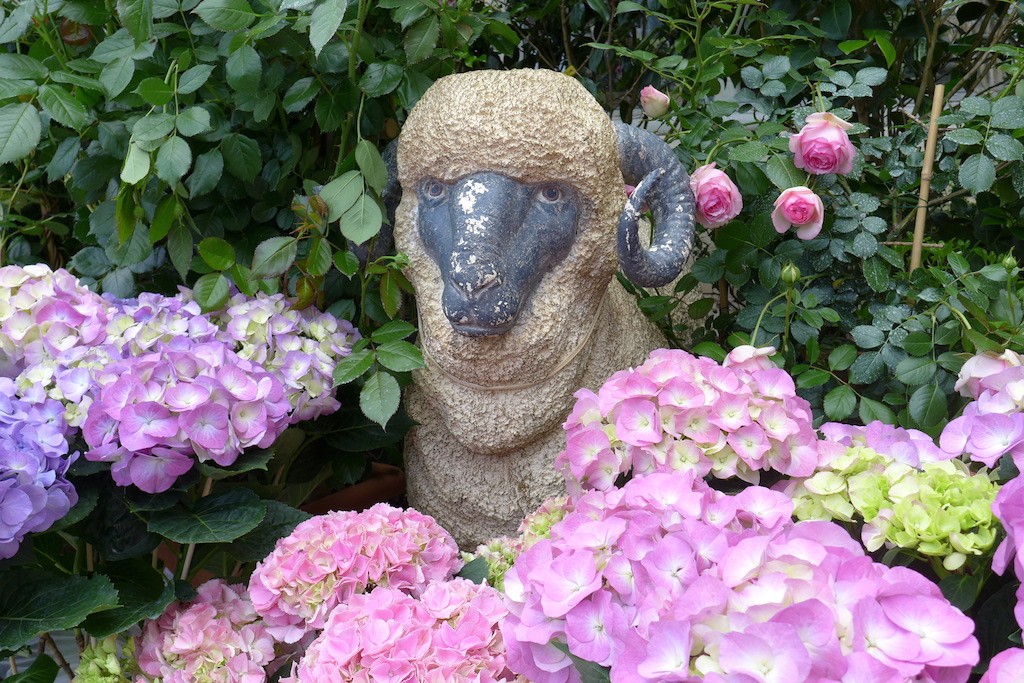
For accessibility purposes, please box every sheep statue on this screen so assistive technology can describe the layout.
[393,69,696,547]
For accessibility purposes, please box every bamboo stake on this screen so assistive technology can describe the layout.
[910,83,945,273]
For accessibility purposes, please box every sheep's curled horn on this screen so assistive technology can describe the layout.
[614,122,697,288]
[370,122,696,288]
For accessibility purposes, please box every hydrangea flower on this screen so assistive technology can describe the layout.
[249,504,461,643]
[135,579,275,683]
[283,579,517,683]
[73,635,136,683]
[556,347,821,492]
[501,472,979,682]
[780,435,1000,570]
[0,380,78,559]
[981,647,1024,682]
[81,338,292,492]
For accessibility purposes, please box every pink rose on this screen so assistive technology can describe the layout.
[690,163,743,229]
[639,85,670,118]
[789,112,856,175]
[772,186,824,240]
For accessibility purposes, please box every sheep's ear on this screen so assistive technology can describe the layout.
[349,138,400,266]
[614,122,696,288]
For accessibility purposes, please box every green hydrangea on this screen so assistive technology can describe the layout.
[72,636,136,683]
[787,447,1000,571]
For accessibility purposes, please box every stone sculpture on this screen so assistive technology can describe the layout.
[393,69,696,547]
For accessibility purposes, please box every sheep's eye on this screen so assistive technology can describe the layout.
[424,179,446,199]
[539,186,562,203]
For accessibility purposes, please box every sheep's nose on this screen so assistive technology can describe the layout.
[449,256,503,300]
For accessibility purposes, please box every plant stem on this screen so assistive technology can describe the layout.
[41,633,73,679]
[179,477,214,581]
[7,656,16,675]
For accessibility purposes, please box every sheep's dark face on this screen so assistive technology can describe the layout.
[416,172,580,337]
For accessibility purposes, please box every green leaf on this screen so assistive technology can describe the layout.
[0,572,119,651]
[939,574,981,612]
[198,237,235,270]
[226,45,261,94]
[334,249,359,277]
[309,0,347,56]
[99,56,135,97]
[155,135,192,183]
[405,16,439,64]
[37,84,90,130]
[992,96,1024,129]
[176,107,212,137]
[987,133,1024,162]
[0,103,41,166]
[380,271,401,317]
[850,231,877,258]
[372,320,416,343]
[960,96,991,117]
[117,0,154,44]
[166,222,193,280]
[334,349,374,385]
[359,62,404,97]
[456,556,489,584]
[0,77,37,100]
[177,64,214,94]
[375,340,424,372]
[728,140,769,163]
[197,448,274,479]
[552,642,611,683]
[760,55,791,80]
[360,371,401,427]
[320,171,362,221]
[959,153,996,194]
[820,0,851,39]
[796,368,831,389]
[282,76,320,113]
[855,67,887,86]
[903,331,933,356]
[0,54,47,80]
[824,384,856,420]
[944,128,983,146]
[849,351,884,383]
[340,194,383,245]
[894,357,936,386]
[83,560,174,638]
[133,112,175,141]
[765,154,804,190]
[852,325,884,349]
[908,382,947,428]
[837,39,869,54]
[192,272,230,310]
[305,237,331,276]
[863,257,891,292]
[221,132,261,181]
[355,139,387,194]
[828,344,857,371]
[193,0,255,31]
[250,236,298,279]
[5,654,58,683]
[315,90,346,131]
[120,141,150,185]
[150,195,178,243]
[859,396,895,424]
[136,76,174,105]
[187,148,223,196]
[148,489,267,544]
[227,501,311,563]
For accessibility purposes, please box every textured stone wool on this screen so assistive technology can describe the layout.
[396,70,674,547]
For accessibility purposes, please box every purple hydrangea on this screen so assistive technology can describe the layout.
[0,378,78,559]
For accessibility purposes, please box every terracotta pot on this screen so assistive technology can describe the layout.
[301,462,407,515]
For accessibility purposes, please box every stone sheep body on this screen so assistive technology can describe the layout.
[394,69,696,547]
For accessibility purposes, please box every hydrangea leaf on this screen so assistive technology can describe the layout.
[4,654,58,683]
[83,560,175,638]
[0,571,119,651]
[147,489,267,544]
[227,501,311,563]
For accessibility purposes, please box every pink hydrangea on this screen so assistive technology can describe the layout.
[136,579,275,683]
[501,472,979,683]
[283,579,516,683]
[248,504,461,643]
[819,420,954,467]
[556,347,821,492]
[981,648,1024,682]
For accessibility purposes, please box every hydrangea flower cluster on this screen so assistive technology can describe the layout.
[981,647,1024,682]
[990,474,1024,629]
[249,504,461,643]
[283,579,517,683]
[73,635,136,683]
[465,496,573,591]
[135,579,275,683]
[780,431,999,570]
[0,381,78,559]
[501,471,979,683]
[81,338,291,493]
[941,350,1024,466]
[202,292,360,422]
[556,346,820,492]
